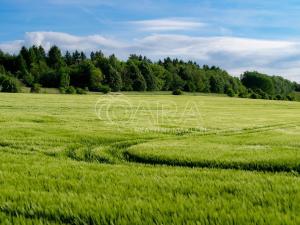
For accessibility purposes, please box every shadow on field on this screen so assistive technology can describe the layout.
[124,152,300,174]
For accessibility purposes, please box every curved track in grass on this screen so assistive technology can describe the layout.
[123,123,300,173]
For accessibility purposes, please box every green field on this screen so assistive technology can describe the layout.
[0,93,299,224]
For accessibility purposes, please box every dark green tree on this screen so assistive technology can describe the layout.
[139,61,157,91]
[241,71,275,95]
[70,61,103,90]
[126,61,146,91]
[0,74,21,93]
[59,68,70,88]
[64,51,73,66]
[105,65,122,92]
[47,46,64,70]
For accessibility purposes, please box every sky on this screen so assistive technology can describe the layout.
[1,0,300,82]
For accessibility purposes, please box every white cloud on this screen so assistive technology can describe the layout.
[130,18,206,31]
[0,31,300,82]
[145,35,299,63]
[129,34,300,81]
[0,40,24,54]
[24,32,125,51]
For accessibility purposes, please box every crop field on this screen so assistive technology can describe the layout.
[0,93,300,224]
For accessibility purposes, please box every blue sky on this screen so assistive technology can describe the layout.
[1,0,300,81]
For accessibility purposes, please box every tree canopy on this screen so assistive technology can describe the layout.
[0,45,298,101]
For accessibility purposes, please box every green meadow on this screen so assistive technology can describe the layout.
[0,93,299,224]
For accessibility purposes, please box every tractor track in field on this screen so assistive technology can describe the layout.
[180,122,300,137]
[119,122,300,173]
[3,121,298,173]
[124,151,300,174]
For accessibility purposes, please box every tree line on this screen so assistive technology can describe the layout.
[0,45,299,100]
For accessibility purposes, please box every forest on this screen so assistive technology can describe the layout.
[0,45,299,100]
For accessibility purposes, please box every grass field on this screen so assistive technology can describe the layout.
[0,93,299,224]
